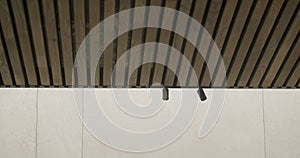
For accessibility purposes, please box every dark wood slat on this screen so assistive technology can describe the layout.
[214,0,238,52]
[274,37,300,87]
[57,0,73,86]
[173,0,197,87]
[139,0,162,87]
[0,0,25,85]
[262,11,300,87]
[238,0,285,87]
[0,0,299,88]
[163,0,192,87]
[203,0,223,35]
[152,0,177,85]
[73,0,86,86]
[200,0,224,87]
[128,0,147,86]
[10,0,38,85]
[113,0,131,87]
[227,0,269,86]
[42,0,62,85]
[249,0,299,87]
[192,0,208,25]
[182,42,198,87]
[210,0,238,86]
[185,0,208,87]
[27,0,50,85]
[0,33,13,85]
[162,0,182,87]
[152,33,173,86]
[285,58,299,87]
[215,0,254,87]
[103,0,115,86]
[187,0,218,87]
[113,31,126,86]
[88,0,100,86]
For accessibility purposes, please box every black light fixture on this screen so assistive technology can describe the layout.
[162,86,169,101]
[197,86,207,101]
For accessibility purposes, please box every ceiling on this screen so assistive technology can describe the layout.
[0,0,299,88]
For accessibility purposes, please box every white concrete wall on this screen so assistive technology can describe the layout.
[0,88,299,158]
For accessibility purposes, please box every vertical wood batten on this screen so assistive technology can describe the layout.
[273,35,300,87]
[147,0,166,86]
[73,0,87,86]
[238,0,285,87]
[103,0,115,87]
[234,0,272,87]
[0,32,13,85]
[54,0,66,86]
[185,0,208,87]
[139,0,161,87]
[249,0,299,87]
[187,0,211,87]
[210,0,238,87]
[189,0,212,87]
[111,0,119,86]
[199,0,223,87]
[57,0,73,86]
[284,58,299,87]
[99,0,104,86]
[215,0,254,87]
[26,0,50,85]
[41,0,62,85]
[114,0,131,87]
[123,0,135,86]
[0,0,299,88]
[174,0,195,87]
[227,0,269,86]
[10,0,38,85]
[165,0,192,87]
[128,0,147,86]
[0,0,25,85]
[135,0,151,86]
[88,0,100,86]
[152,0,177,85]
[262,10,300,87]
[85,0,90,86]
[161,0,181,87]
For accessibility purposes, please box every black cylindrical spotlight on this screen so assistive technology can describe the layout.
[197,87,207,101]
[162,86,169,101]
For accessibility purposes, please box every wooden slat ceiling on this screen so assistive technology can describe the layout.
[0,0,299,88]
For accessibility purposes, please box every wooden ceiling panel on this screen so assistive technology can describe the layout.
[0,0,299,88]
